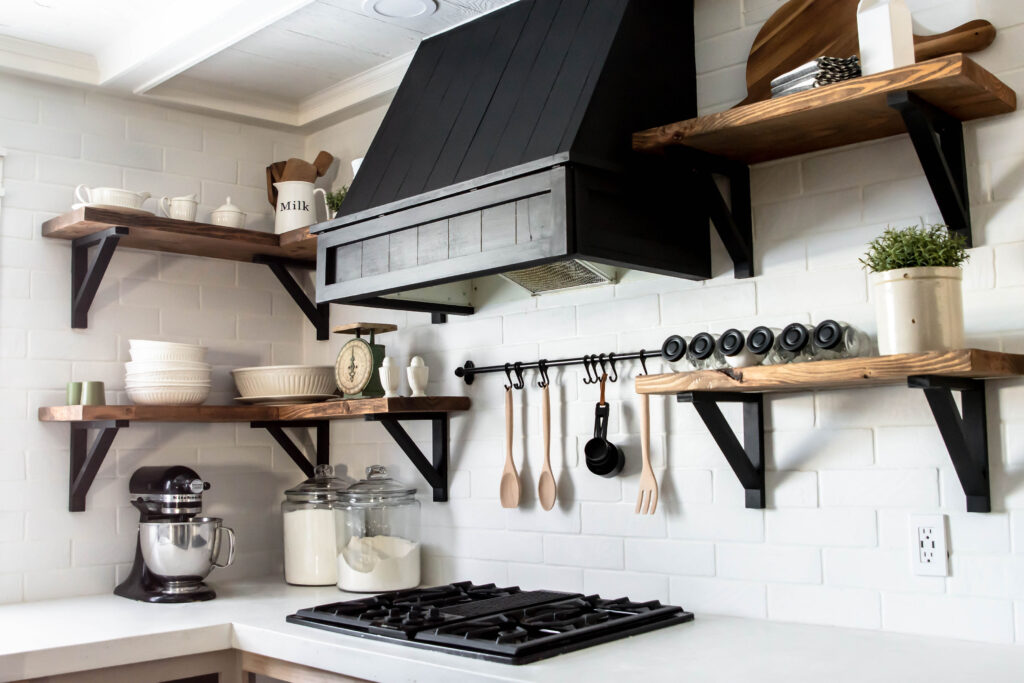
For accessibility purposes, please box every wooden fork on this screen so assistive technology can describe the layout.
[635,393,659,515]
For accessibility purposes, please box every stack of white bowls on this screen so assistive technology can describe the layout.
[126,340,211,405]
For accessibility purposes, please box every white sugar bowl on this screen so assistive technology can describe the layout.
[210,197,246,228]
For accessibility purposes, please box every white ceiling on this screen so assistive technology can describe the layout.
[0,0,515,128]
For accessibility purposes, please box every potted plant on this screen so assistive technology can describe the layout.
[325,186,348,217]
[860,224,969,355]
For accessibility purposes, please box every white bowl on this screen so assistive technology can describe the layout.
[125,379,212,387]
[75,185,151,209]
[231,365,335,398]
[126,368,212,383]
[129,340,207,362]
[125,360,210,373]
[127,385,210,406]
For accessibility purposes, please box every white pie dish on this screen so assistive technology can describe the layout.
[231,365,335,398]
[127,385,211,406]
[233,393,336,405]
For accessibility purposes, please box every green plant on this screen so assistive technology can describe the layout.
[325,186,348,214]
[860,224,969,273]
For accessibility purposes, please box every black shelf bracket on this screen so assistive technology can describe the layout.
[678,392,764,509]
[668,148,753,279]
[888,91,972,246]
[69,420,129,511]
[253,256,330,340]
[251,420,330,478]
[71,226,128,328]
[366,413,449,501]
[908,375,990,512]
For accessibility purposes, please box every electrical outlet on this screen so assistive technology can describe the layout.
[910,514,949,577]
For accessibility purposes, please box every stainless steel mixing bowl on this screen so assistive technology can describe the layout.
[139,517,235,592]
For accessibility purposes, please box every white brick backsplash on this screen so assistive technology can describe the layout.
[506,562,582,593]
[450,529,543,563]
[770,429,874,470]
[165,147,238,183]
[766,509,877,547]
[817,386,934,428]
[204,130,275,162]
[948,554,1022,599]
[82,134,162,171]
[948,512,1011,554]
[36,156,121,189]
[119,278,199,309]
[995,242,1024,287]
[663,468,713,505]
[506,505,581,534]
[161,308,237,340]
[823,548,945,594]
[584,569,669,602]
[661,282,756,325]
[124,169,201,203]
[27,330,117,361]
[126,117,202,150]
[0,540,70,573]
[2,121,81,157]
[768,584,881,629]
[582,502,667,538]
[883,593,1015,643]
[503,307,576,344]
[23,566,113,601]
[544,535,622,569]
[670,576,767,618]
[820,469,938,508]
[718,543,822,584]
[757,268,867,316]
[578,295,659,336]
[767,471,818,507]
[755,188,862,242]
[624,539,715,576]
[667,505,763,542]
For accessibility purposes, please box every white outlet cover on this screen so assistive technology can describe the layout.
[910,513,949,577]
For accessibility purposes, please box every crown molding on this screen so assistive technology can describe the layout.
[0,35,98,85]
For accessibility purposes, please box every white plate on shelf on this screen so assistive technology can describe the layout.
[234,393,337,406]
[72,202,153,215]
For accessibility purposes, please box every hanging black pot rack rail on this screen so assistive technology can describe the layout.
[454,349,661,387]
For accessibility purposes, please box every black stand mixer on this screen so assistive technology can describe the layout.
[115,466,234,603]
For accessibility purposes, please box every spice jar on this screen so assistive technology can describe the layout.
[777,323,819,363]
[335,465,421,593]
[281,464,353,586]
[718,329,758,368]
[812,320,874,360]
[687,333,726,370]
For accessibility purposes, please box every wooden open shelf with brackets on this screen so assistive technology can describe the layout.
[39,396,471,511]
[636,350,1024,514]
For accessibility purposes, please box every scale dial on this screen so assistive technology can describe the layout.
[335,338,375,396]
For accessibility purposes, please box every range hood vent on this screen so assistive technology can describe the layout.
[313,0,706,315]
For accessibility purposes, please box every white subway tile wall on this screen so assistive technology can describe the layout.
[0,0,1023,646]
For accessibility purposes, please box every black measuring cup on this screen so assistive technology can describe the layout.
[584,374,624,477]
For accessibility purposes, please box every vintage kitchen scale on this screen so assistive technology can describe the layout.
[333,323,397,399]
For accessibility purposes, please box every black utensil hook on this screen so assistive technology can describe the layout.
[607,353,619,382]
[537,360,550,388]
[638,350,649,376]
[503,363,515,390]
[512,362,525,390]
[582,355,597,385]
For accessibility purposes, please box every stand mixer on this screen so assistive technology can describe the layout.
[115,466,235,603]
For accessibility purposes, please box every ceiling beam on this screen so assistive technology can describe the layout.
[0,35,98,85]
[97,0,316,94]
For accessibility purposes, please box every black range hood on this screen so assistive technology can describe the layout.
[313,0,707,315]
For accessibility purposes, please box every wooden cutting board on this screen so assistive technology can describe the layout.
[738,0,997,106]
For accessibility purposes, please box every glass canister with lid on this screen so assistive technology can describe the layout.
[335,465,421,593]
[281,464,353,586]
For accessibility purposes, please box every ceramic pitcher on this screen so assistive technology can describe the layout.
[274,181,329,234]
[158,194,199,221]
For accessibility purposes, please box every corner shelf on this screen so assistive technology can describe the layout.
[39,396,470,511]
[635,349,1024,513]
[633,54,1018,264]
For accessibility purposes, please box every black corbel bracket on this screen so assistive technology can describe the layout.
[69,420,128,511]
[668,148,753,279]
[253,256,330,340]
[71,226,127,328]
[366,413,449,502]
[908,375,989,512]
[678,392,765,509]
[888,91,972,246]
[251,420,330,478]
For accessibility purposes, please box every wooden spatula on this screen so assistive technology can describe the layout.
[738,0,997,106]
[500,387,521,508]
[537,384,556,511]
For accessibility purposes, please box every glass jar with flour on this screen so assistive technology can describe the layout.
[281,464,352,586]
[335,465,421,593]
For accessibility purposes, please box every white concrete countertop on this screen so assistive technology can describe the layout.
[1,577,1022,682]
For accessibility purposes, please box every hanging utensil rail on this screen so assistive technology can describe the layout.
[454,350,658,386]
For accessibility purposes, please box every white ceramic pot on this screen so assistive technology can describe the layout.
[872,266,964,355]
[274,181,329,234]
[75,185,151,210]
[211,197,246,228]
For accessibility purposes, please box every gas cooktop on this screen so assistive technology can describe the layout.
[287,582,693,665]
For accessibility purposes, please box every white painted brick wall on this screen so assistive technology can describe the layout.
[2,0,1024,647]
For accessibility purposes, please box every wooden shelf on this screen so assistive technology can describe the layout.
[40,397,470,510]
[636,350,1022,514]
[42,206,316,262]
[635,349,1024,395]
[39,396,470,422]
[632,54,1016,163]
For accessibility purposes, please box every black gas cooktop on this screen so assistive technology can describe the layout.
[287,582,693,665]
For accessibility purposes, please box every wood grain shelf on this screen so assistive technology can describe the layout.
[634,349,1024,395]
[635,350,1023,514]
[42,206,316,262]
[632,54,1016,162]
[41,396,470,511]
[38,396,470,422]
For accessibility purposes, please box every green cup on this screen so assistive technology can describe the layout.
[66,382,82,406]
[80,381,106,406]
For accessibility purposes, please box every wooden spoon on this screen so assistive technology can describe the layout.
[537,383,556,511]
[500,387,521,508]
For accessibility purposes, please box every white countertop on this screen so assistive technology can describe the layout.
[1,577,1022,682]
